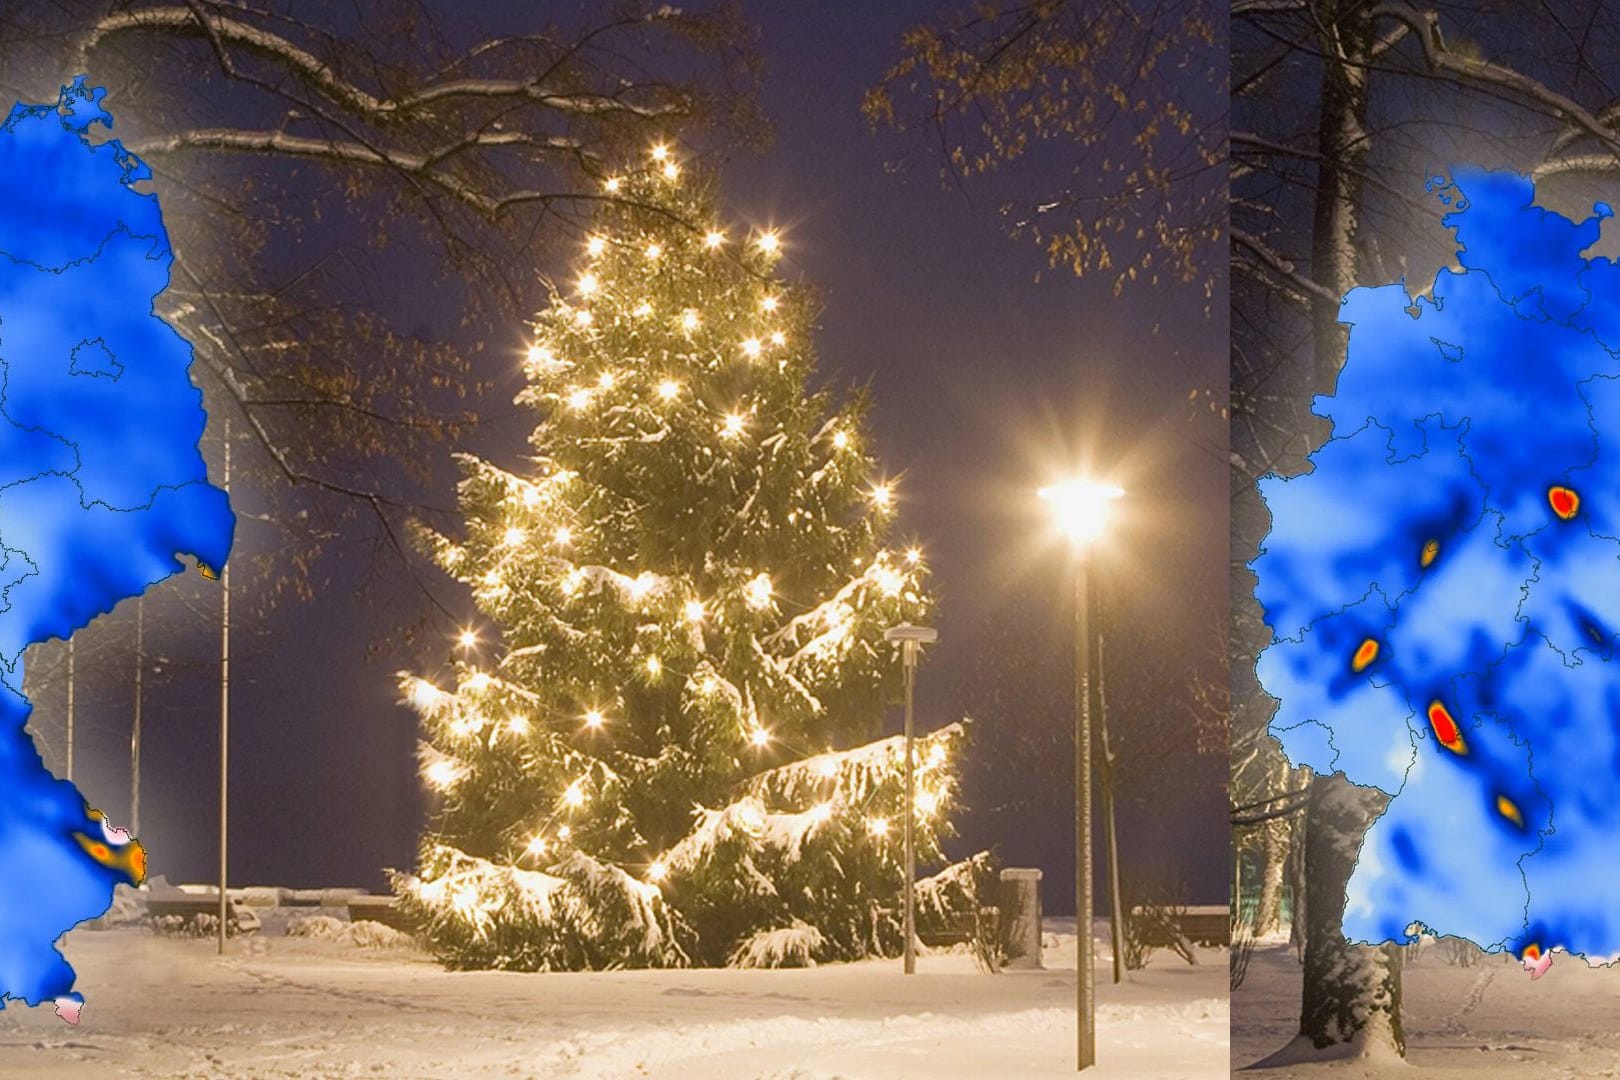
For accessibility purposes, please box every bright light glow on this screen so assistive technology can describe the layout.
[662,161,680,180]
[873,566,904,597]
[604,177,622,193]
[458,629,478,649]
[817,758,838,778]
[586,235,606,256]
[658,379,681,400]
[527,344,554,367]
[867,817,890,838]
[681,309,700,332]
[645,655,662,677]
[583,709,605,730]
[685,599,706,623]
[465,671,492,693]
[1038,479,1125,548]
[757,230,780,254]
[562,569,585,595]
[700,675,718,695]
[871,483,894,509]
[808,802,833,822]
[564,782,586,807]
[526,835,547,857]
[425,760,461,790]
[722,413,746,438]
[651,143,669,162]
[598,371,615,389]
[762,295,779,313]
[915,790,939,816]
[507,714,530,736]
[634,301,653,317]
[750,727,771,747]
[629,573,656,601]
[770,330,786,347]
[577,273,599,296]
[502,526,526,547]
[553,525,573,546]
[742,337,762,359]
[567,388,592,411]
[906,547,922,565]
[928,743,947,767]
[646,242,663,260]
[574,310,593,327]
[832,430,850,450]
[704,230,725,249]
[648,860,668,881]
[409,679,446,710]
[558,824,572,839]
[737,803,765,832]
[744,573,773,610]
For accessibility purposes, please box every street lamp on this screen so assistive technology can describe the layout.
[884,621,938,976]
[1038,478,1122,1072]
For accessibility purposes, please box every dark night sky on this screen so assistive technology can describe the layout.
[37,3,1227,912]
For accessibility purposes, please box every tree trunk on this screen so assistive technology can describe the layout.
[1309,0,1375,390]
[1254,825,1286,936]
[1261,773,1404,1062]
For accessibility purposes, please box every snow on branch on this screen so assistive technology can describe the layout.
[727,921,827,969]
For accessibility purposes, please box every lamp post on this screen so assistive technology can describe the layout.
[1038,478,1122,1072]
[884,621,938,975]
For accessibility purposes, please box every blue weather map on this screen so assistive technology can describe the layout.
[1254,166,1620,976]
[0,78,233,1020]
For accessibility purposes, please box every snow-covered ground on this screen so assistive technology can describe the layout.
[0,917,1224,1079]
[1234,937,1620,1076]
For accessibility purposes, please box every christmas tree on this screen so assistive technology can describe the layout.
[395,146,984,970]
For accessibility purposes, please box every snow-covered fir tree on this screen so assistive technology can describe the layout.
[395,146,984,970]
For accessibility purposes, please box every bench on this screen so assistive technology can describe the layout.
[348,895,415,932]
[147,891,260,935]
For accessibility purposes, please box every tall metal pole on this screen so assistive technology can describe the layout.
[1076,554,1095,1070]
[1098,629,1126,984]
[131,595,143,838]
[65,638,75,782]
[902,639,918,976]
[218,418,231,956]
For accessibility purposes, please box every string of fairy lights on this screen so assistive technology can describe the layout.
[407,142,953,891]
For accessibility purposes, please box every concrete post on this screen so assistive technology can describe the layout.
[999,867,1045,969]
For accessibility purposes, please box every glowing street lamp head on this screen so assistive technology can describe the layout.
[1038,479,1124,549]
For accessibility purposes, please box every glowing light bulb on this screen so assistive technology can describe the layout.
[868,817,890,837]
[757,230,780,254]
[645,655,662,677]
[526,835,548,857]
[750,728,771,747]
[700,675,718,695]
[458,629,478,649]
[658,379,681,400]
[646,242,663,260]
[745,573,773,610]
[681,309,700,332]
[598,371,615,389]
[586,235,606,256]
[553,526,573,546]
[567,388,592,411]
[577,273,599,296]
[558,824,572,839]
[508,715,530,736]
[502,526,526,547]
[704,230,725,249]
[928,744,946,767]
[604,177,622,193]
[648,860,668,881]
[874,566,904,597]
[906,547,922,565]
[742,337,762,359]
[915,790,939,816]
[574,310,593,327]
[871,483,894,509]
[662,161,679,180]
[762,295,779,313]
[527,344,554,366]
[832,430,850,450]
[634,301,653,317]
[425,760,459,790]
[564,782,586,807]
[583,709,605,730]
[722,413,746,438]
[466,671,492,692]
[628,573,656,601]
[685,599,706,624]
[770,331,786,347]
[651,143,669,162]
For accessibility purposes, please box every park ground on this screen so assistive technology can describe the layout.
[1235,937,1620,1077]
[0,917,1224,1079]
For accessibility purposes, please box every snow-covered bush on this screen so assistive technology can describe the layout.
[728,922,827,968]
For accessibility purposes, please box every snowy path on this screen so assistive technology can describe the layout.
[1234,939,1620,1076]
[0,920,1225,1078]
